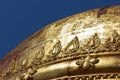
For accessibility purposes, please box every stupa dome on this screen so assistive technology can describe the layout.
[0,5,120,80]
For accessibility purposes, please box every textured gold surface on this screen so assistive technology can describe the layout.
[0,5,120,80]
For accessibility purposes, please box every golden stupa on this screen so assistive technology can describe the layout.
[0,5,120,80]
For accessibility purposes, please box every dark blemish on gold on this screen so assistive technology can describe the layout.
[97,6,109,18]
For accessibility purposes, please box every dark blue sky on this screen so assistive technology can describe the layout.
[0,0,120,60]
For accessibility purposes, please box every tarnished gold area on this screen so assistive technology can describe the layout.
[0,5,120,80]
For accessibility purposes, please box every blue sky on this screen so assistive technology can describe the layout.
[0,0,120,60]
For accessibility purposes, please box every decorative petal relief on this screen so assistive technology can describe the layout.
[80,33,101,52]
[47,40,62,58]
[103,30,120,50]
[6,59,16,75]
[19,52,29,70]
[87,33,101,50]
[65,36,79,54]
[111,30,120,48]
[92,33,101,49]
[103,37,111,49]
[34,46,45,64]
[15,67,37,80]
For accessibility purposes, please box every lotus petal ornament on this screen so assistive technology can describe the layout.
[0,5,120,80]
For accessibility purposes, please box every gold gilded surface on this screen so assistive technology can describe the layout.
[0,5,120,80]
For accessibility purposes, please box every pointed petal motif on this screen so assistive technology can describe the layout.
[65,36,79,54]
[82,33,101,51]
[112,30,120,45]
[20,52,29,69]
[87,33,101,49]
[103,37,111,48]
[6,59,16,75]
[48,40,62,58]
[111,30,120,50]
[21,58,28,67]
[92,33,101,49]
[103,30,120,50]
[35,46,45,61]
